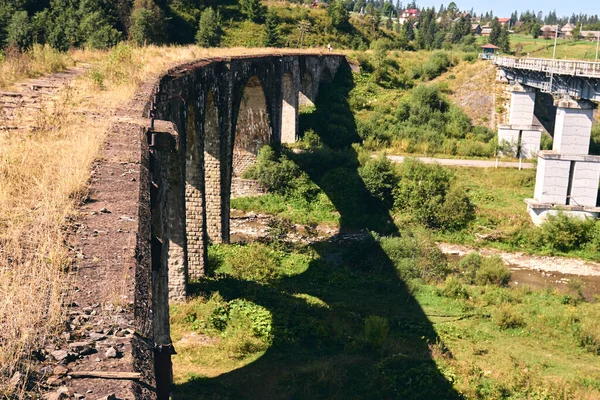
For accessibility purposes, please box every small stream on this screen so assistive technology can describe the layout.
[230,210,600,300]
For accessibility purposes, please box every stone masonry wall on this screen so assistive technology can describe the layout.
[231,178,267,198]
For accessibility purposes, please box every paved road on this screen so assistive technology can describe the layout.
[384,155,535,169]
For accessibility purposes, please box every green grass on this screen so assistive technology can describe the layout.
[171,239,600,399]
[506,34,600,60]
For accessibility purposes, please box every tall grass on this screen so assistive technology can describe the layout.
[0,44,338,394]
[0,89,106,393]
[0,45,73,89]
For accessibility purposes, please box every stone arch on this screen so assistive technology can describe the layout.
[320,66,334,83]
[281,72,297,144]
[184,100,206,280]
[203,90,223,243]
[232,75,271,177]
[299,71,314,107]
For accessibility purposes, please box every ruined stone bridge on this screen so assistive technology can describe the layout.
[72,53,347,399]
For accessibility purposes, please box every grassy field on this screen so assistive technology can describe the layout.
[499,34,600,60]
[172,237,600,399]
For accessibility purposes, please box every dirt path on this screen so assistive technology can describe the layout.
[0,64,90,134]
[384,154,535,169]
[439,242,600,277]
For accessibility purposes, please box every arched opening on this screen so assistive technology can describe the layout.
[299,71,314,107]
[320,67,333,84]
[203,90,223,242]
[184,101,206,279]
[281,72,297,144]
[233,76,271,177]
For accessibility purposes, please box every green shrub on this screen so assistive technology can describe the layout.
[226,243,282,282]
[358,153,398,207]
[534,212,596,253]
[243,146,300,194]
[379,233,449,282]
[439,276,470,299]
[457,252,483,283]
[364,315,389,348]
[494,305,525,330]
[575,320,600,355]
[436,184,475,231]
[394,159,474,230]
[475,256,511,286]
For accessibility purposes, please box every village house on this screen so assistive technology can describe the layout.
[399,8,419,24]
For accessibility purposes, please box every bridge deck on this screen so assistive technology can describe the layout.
[494,57,600,79]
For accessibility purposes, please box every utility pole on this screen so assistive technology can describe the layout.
[596,33,599,62]
[552,25,558,59]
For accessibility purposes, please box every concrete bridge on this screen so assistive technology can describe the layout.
[139,53,345,397]
[493,57,600,223]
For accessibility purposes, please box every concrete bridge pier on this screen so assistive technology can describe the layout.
[526,97,600,224]
[498,85,543,158]
[553,97,595,154]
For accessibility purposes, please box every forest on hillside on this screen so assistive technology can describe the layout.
[1,0,599,54]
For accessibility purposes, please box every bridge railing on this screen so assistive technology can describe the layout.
[494,56,600,79]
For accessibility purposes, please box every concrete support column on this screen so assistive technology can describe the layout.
[533,155,571,204]
[552,98,594,155]
[509,86,536,126]
[570,161,600,207]
[521,129,543,158]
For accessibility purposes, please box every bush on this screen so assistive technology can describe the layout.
[394,159,474,230]
[439,276,470,299]
[364,315,389,348]
[494,305,525,330]
[436,185,475,231]
[243,146,300,194]
[457,252,483,283]
[575,320,600,355]
[534,212,596,253]
[474,256,511,286]
[226,243,282,282]
[379,233,449,282]
[359,153,398,207]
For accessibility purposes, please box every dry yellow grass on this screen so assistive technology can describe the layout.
[0,45,74,89]
[0,44,329,395]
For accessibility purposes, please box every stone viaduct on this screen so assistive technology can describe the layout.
[141,54,346,397]
[494,57,600,223]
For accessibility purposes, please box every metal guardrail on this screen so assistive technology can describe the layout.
[493,56,600,79]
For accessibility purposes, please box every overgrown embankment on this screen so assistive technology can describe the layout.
[0,44,324,397]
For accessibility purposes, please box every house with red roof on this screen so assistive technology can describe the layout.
[498,17,513,28]
[399,8,420,25]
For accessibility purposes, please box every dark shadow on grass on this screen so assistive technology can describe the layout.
[177,64,462,399]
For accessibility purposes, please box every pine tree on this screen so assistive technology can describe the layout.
[498,26,511,53]
[328,0,349,30]
[6,11,32,49]
[263,11,280,47]
[240,0,266,23]
[489,18,501,45]
[129,0,166,46]
[196,7,221,47]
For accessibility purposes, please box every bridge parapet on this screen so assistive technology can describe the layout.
[494,56,600,79]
